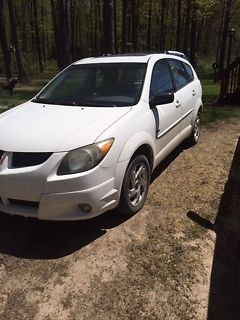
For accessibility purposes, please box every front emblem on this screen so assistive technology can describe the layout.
[0,152,6,165]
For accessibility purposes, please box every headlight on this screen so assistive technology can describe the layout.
[57,138,114,175]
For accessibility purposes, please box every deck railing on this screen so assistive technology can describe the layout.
[218,57,240,104]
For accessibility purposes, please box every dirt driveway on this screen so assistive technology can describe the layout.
[0,117,240,320]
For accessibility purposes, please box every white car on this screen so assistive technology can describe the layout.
[0,52,202,220]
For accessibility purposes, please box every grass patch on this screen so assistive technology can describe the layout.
[201,79,220,99]
[0,80,48,108]
[1,89,39,108]
[202,106,240,125]
[200,78,240,125]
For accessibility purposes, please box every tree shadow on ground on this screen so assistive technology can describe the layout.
[187,137,240,320]
[0,210,127,260]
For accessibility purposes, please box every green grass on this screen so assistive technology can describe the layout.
[1,88,39,107]
[199,78,240,125]
[0,80,48,110]
[201,79,220,98]
[202,105,240,125]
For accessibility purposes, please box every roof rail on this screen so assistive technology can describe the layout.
[100,51,190,60]
[164,50,188,60]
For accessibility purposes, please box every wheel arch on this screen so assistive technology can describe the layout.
[117,132,155,172]
[191,98,203,127]
[198,103,203,114]
[194,97,203,116]
[130,144,154,172]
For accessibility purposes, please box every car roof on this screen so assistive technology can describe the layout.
[73,52,189,65]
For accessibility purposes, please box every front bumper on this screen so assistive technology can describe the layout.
[0,151,128,220]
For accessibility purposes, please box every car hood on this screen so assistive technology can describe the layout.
[0,102,131,152]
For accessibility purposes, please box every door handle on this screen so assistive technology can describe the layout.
[176,100,181,108]
[192,90,196,96]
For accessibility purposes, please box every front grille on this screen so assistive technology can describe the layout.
[8,198,39,208]
[12,152,52,168]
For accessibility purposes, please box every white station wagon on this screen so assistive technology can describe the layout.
[0,52,202,220]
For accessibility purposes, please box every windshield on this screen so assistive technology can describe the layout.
[32,63,147,107]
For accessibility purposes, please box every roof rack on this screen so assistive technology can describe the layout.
[100,51,189,60]
[101,53,151,57]
[164,50,189,60]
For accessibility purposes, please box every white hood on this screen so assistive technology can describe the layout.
[0,102,131,152]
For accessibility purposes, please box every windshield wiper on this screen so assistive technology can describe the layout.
[31,96,40,103]
[32,97,119,107]
[73,100,119,107]
[32,97,75,105]
[31,97,57,104]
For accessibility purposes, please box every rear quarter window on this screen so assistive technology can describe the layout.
[183,62,194,82]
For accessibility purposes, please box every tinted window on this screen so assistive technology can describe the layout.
[168,59,190,90]
[150,60,174,98]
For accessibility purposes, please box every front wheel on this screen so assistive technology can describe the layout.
[118,154,150,217]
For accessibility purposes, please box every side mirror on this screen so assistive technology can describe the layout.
[149,92,174,108]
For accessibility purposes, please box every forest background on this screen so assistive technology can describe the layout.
[0,0,239,82]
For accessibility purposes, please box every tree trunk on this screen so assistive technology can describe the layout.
[29,1,35,56]
[41,0,47,64]
[96,0,102,54]
[50,0,72,70]
[176,0,182,50]
[90,1,95,55]
[0,0,12,79]
[196,17,205,51]
[160,0,167,50]
[215,1,225,73]
[147,0,152,51]
[22,0,28,54]
[103,0,116,54]
[131,0,139,51]
[122,0,129,53]
[33,0,44,72]
[113,0,118,53]
[70,0,77,60]
[189,1,197,68]
[218,0,233,74]
[8,0,27,81]
[183,0,191,54]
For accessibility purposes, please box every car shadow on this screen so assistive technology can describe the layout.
[0,141,188,261]
[151,141,190,183]
[187,137,240,320]
[0,210,127,260]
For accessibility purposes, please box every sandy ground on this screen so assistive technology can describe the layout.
[0,117,240,320]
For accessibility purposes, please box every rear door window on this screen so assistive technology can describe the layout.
[168,59,193,90]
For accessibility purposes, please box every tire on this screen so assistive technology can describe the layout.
[118,154,150,217]
[187,111,201,146]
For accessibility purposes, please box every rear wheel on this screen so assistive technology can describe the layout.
[187,111,201,146]
[118,154,150,217]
